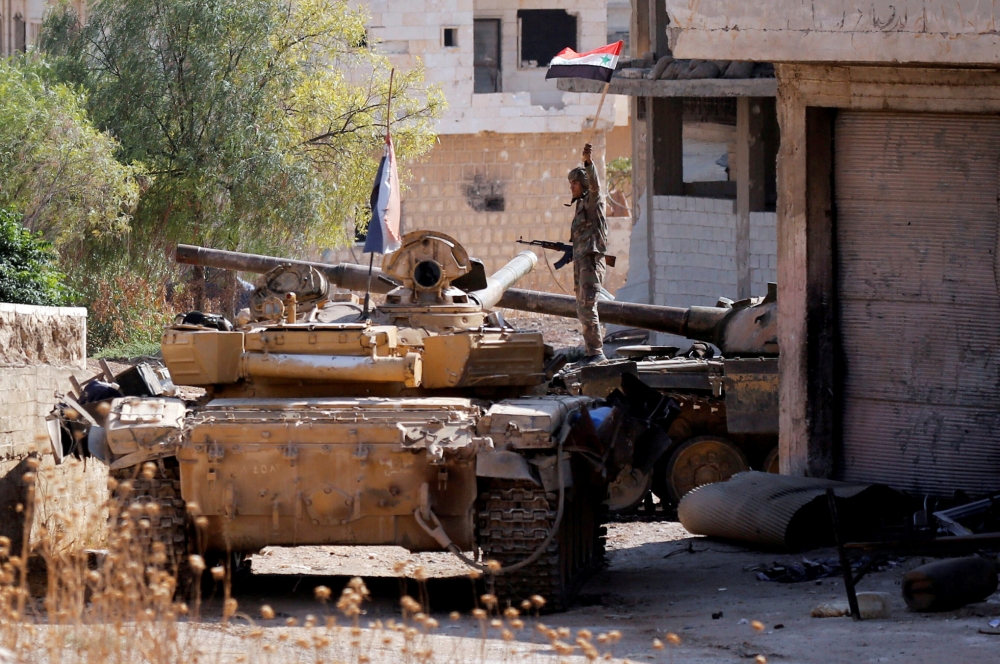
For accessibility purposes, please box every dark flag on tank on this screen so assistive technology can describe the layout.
[545,41,623,83]
[363,135,402,255]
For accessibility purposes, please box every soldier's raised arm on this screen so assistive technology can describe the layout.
[582,143,600,199]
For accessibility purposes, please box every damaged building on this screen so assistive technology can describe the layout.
[558,1,779,348]
[328,0,633,293]
[664,0,1000,495]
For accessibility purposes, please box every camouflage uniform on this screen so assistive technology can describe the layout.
[570,160,608,356]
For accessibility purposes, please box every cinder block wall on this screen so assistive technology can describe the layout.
[328,131,633,295]
[615,196,777,343]
[0,303,107,553]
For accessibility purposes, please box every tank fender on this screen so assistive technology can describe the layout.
[105,397,187,470]
[476,449,540,485]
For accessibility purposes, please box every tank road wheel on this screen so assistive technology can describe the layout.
[605,465,653,515]
[664,436,749,504]
[110,459,196,595]
[762,446,780,474]
[477,478,604,612]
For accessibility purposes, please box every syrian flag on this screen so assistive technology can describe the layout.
[363,136,402,254]
[545,41,623,83]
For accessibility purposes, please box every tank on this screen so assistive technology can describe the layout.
[173,243,779,514]
[66,231,673,611]
[559,287,779,514]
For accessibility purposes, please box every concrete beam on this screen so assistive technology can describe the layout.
[557,76,777,98]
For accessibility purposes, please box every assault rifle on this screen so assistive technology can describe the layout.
[516,238,617,270]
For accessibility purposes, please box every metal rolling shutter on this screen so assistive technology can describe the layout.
[834,111,1000,495]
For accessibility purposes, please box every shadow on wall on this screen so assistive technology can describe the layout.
[0,457,34,557]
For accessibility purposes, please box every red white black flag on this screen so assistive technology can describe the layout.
[545,41,623,83]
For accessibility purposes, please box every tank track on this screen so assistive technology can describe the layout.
[476,479,606,612]
[110,459,194,591]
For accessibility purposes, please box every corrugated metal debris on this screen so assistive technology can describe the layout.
[677,471,910,550]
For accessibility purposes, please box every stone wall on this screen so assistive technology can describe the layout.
[0,303,106,553]
[327,130,633,294]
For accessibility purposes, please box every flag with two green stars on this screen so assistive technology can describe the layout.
[545,40,623,83]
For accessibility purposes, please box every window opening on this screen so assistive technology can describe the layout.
[473,19,501,93]
[14,14,25,53]
[443,27,458,48]
[517,9,576,68]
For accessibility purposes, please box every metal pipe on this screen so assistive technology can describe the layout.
[468,250,538,310]
[242,353,422,388]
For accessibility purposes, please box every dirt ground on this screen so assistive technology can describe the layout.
[178,519,1000,663]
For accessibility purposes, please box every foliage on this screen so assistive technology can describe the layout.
[0,208,70,306]
[41,0,444,259]
[0,57,141,247]
[77,268,172,355]
[606,157,632,196]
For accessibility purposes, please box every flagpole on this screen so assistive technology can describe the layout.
[586,82,611,146]
[361,68,395,320]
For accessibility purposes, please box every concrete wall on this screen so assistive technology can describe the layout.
[616,195,776,343]
[327,131,633,294]
[664,0,1000,65]
[0,303,106,553]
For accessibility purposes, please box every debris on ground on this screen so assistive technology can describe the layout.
[903,557,999,612]
[812,592,892,619]
[750,556,903,583]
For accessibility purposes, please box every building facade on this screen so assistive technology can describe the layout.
[0,0,86,55]
[666,0,1000,495]
[329,1,632,293]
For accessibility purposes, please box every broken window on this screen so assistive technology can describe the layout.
[517,9,576,68]
[442,27,458,48]
[682,98,737,195]
[473,19,501,93]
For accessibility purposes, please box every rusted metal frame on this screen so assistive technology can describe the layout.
[932,494,1000,537]
[826,488,861,620]
[844,533,1000,556]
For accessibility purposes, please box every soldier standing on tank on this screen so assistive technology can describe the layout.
[567,142,608,365]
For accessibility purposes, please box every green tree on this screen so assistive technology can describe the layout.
[0,58,140,247]
[42,0,443,257]
[0,208,70,306]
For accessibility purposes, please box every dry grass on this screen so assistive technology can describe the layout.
[0,459,763,664]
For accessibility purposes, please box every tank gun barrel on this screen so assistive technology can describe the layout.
[469,250,538,310]
[175,244,401,294]
[495,289,728,340]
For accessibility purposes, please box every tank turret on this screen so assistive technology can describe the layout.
[164,230,545,395]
